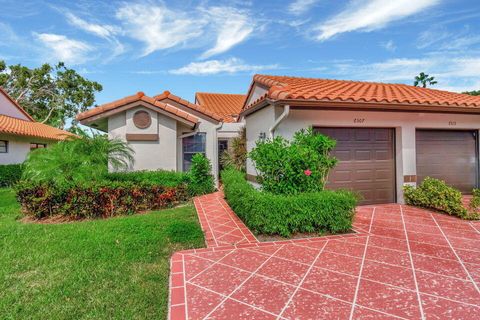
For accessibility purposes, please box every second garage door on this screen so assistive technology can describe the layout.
[315,127,396,205]
[416,130,478,193]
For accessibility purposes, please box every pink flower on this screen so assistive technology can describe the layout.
[304,169,312,176]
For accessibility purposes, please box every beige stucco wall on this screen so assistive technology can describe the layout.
[245,105,277,175]
[108,106,178,171]
[0,93,30,120]
[0,134,53,164]
[246,106,480,203]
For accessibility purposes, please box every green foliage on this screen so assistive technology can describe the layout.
[403,177,475,219]
[15,180,188,219]
[0,61,102,129]
[106,170,189,187]
[0,164,23,187]
[221,168,356,237]
[463,90,480,96]
[0,60,102,128]
[0,188,204,319]
[220,127,247,172]
[413,72,438,88]
[188,153,215,195]
[22,135,134,184]
[468,188,480,214]
[249,127,337,195]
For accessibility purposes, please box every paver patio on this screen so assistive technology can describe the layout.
[169,192,480,319]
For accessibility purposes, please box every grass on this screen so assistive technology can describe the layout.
[0,188,205,319]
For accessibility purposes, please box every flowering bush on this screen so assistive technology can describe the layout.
[249,127,337,195]
[16,180,188,219]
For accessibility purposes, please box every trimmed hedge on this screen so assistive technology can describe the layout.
[221,168,357,237]
[403,177,478,219]
[0,164,23,187]
[105,170,189,187]
[16,180,188,219]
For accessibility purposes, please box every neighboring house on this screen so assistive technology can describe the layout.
[240,74,480,205]
[76,91,245,180]
[0,88,75,164]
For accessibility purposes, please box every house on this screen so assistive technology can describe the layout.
[76,74,480,205]
[76,91,245,180]
[240,74,480,205]
[0,88,75,164]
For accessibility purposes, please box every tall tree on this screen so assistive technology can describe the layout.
[0,60,102,129]
[413,72,438,88]
[463,90,480,96]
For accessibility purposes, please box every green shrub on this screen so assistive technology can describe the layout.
[0,164,23,187]
[15,180,188,219]
[220,127,247,172]
[249,127,337,195]
[221,168,356,237]
[188,154,215,195]
[106,170,189,188]
[403,177,472,218]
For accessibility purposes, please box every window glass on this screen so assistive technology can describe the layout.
[30,143,47,150]
[0,140,7,153]
[183,133,206,171]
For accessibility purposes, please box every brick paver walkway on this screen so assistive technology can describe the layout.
[169,192,480,319]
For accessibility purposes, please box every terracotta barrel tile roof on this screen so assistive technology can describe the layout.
[76,92,198,125]
[195,92,245,122]
[0,115,75,141]
[154,91,222,122]
[243,74,480,113]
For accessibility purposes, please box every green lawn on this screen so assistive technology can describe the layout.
[0,188,204,319]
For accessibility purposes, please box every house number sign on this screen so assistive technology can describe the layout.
[448,121,457,126]
[354,118,366,124]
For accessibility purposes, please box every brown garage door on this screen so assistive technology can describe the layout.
[315,127,396,205]
[416,130,478,193]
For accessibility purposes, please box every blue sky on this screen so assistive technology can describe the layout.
[1,0,480,105]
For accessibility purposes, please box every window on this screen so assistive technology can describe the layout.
[30,143,47,150]
[0,140,8,153]
[183,133,206,171]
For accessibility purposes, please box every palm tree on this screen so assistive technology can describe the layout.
[220,127,247,172]
[414,72,438,88]
[22,135,134,184]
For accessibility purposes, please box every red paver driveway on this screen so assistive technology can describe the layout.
[169,192,480,319]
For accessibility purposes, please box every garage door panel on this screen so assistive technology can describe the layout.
[315,127,395,205]
[416,130,478,193]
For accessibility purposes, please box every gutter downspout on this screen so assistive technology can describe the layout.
[269,105,290,138]
[178,123,199,139]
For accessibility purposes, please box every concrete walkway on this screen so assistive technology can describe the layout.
[169,192,480,319]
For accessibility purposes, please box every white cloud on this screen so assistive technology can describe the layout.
[288,0,319,15]
[65,12,125,59]
[200,7,254,59]
[381,40,396,52]
[314,0,440,41]
[65,12,120,39]
[417,27,480,51]
[116,2,204,57]
[34,33,93,64]
[169,58,278,75]
[325,56,480,92]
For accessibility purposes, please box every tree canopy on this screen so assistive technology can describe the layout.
[413,72,437,88]
[463,90,480,96]
[0,60,102,129]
